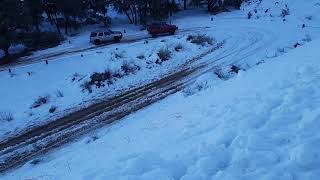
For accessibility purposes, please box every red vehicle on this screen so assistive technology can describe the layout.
[147,23,178,37]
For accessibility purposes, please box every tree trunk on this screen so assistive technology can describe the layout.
[169,0,173,16]
[53,13,61,34]
[124,10,133,24]
[35,17,40,32]
[65,16,69,35]
[3,47,9,57]
[45,11,53,25]
[144,3,147,24]
[184,0,187,10]
[129,7,135,24]
[208,0,213,11]
[134,8,137,25]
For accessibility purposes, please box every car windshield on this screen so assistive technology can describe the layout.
[108,30,113,33]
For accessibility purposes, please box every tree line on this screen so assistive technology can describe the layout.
[0,0,243,61]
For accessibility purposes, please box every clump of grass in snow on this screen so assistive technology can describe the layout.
[49,106,57,113]
[187,34,213,46]
[137,54,145,60]
[174,43,183,52]
[0,111,14,122]
[187,34,214,46]
[281,6,290,17]
[121,62,140,75]
[157,48,171,62]
[183,81,209,97]
[302,34,312,42]
[55,90,64,98]
[230,65,241,74]
[214,68,229,81]
[30,159,41,165]
[114,51,124,59]
[71,73,84,82]
[81,70,113,93]
[31,95,50,109]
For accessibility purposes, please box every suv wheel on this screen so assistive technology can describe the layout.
[94,39,101,45]
[169,30,175,35]
[114,36,121,42]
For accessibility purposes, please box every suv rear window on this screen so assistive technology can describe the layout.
[90,33,97,37]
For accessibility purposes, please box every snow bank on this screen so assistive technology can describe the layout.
[3,28,320,180]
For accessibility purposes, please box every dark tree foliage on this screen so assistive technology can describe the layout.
[0,0,25,58]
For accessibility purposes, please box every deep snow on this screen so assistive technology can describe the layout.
[1,0,320,179]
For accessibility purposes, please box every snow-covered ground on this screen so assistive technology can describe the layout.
[0,28,219,139]
[3,17,320,180]
[2,0,319,139]
[1,0,320,178]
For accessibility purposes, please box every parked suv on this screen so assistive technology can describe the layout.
[90,29,123,45]
[147,23,178,37]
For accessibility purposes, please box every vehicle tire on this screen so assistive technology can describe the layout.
[114,36,121,42]
[151,33,157,38]
[169,30,175,35]
[94,39,101,45]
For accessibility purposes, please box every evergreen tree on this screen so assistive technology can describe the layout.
[0,0,25,58]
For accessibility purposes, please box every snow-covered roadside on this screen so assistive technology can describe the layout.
[3,29,320,180]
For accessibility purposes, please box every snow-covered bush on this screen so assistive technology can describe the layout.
[182,74,213,97]
[187,34,214,46]
[183,80,209,97]
[157,48,172,62]
[214,68,230,81]
[71,73,84,82]
[31,95,50,109]
[49,106,57,113]
[281,5,290,17]
[302,34,312,43]
[30,159,41,165]
[230,65,241,74]
[305,15,313,20]
[174,43,183,52]
[55,90,64,98]
[113,51,124,59]
[121,62,140,75]
[0,111,14,122]
[112,70,124,79]
[86,135,99,144]
[136,54,145,60]
[81,81,93,93]
[81,70,113,93]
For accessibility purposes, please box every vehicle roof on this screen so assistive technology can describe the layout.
[91,29,111,33]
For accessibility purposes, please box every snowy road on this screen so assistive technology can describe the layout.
[0,24,276,173]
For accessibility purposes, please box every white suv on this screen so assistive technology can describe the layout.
[90,29,123,45]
